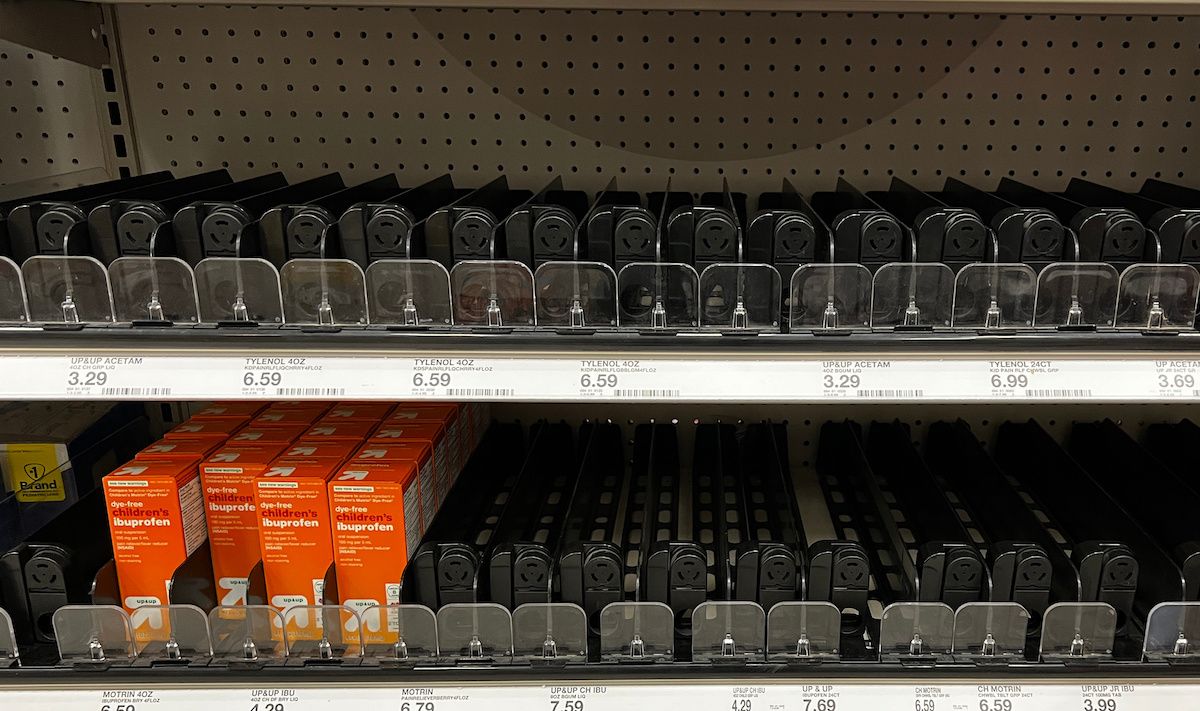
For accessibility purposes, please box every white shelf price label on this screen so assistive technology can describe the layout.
[577,358,664,399]
[548,685,601,711]
[911,686,951,711]
[985,360,1053,398]
[820,357,897,396]
[62,356,172,398]
[976,684,1035,711]
[1151,359,1200,399]
[797,685,840,711]
[239,357,351,398]
[1080,684,1134,711]
[247,688,299,711]
[408,357,513,399]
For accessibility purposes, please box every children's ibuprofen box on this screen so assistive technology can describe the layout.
[328,460,420,644]
[198,443,288,606]
[103,458,207,634]
[253,459,340,630]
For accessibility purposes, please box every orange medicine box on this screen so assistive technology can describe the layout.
[280,440,359,461]
[385,405,462,496]
[103,458,207,633]
[301,420,378,441]
[328,460,421,644]
[349,441,434,532]
[367,422,448,521]
[198,444,289,606]
[191,402,267,420]
[253,408,327,428]
[254,459,340,620]
[321,402,394,422]
[227,426,307,446]
[165,417,247,440]
[138,438,223,461]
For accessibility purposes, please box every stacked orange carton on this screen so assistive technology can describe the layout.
[105,400,485,640]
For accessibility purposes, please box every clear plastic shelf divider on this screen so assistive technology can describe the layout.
[52,605,136,664]
[1115,263,1200,331]
[765,601,842,661]
[450,260,536,328]
[0,256,28,324]
[535,260,617,329]
[1143,601,1200,661]
[598,602,675,663]
[950,602,1030,660]
[691,601,766,662]
[951,263,1037,329]
[281,605,364,660]
[359,604,439,662]
[365,259,453,327]
[512,603,588,664]
[789,263,872,331]
[109,256,200,324]
[616,262,700,329]
[23,255,115,324]
[195,257,284,324]
[280,258,369,326]
[1039,602,1117,661]
[129,604,213,661]
[870,262,954,329]
[207,605,288,663]
[0,608,18,665]
[698,263,782,331]
[1033,262,1119,329]
[878,602,955,661]
[435,603,514,664]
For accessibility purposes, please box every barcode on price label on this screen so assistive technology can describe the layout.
[100,387,173,396]
[275,387,347,397]
[612,389,682,398]
[446,388,516,397]
[1025,388,1094,398]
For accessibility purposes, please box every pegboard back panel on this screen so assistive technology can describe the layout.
[113,6,1200,194]
[0,40,111,186]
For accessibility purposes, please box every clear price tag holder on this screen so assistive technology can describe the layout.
[535,260,618,333]
[951,263,1037,332]
[0,256,29,325]
[207,604,288,669]
[1039,602,1117,663]
[691,601,766,664]
[282,605,364,666]
[365,259,453,329]
[598,601,675,664]
[616,262,699,332]
[512,602,588,666]
[878,602,955,664]
[129,604,213,667]
[359,604,439,667]
[52,604,136,669]
[698,263,782,333]
[788,263,872,334]
[195,257,284,327]
[870,262,954,331]
[450,260,536,331]
[1143,602,1200,664]
[0,607,19,668]
[109,256,200,327]
[765,601,842,664]
[22,254,115,328]
[1032,262,1119,330]
[280,258,369,330]
[949,602,1030,664]
[1114,263,1200,333]
[436,602,514,665]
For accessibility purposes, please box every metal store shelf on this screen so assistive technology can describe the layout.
[4,329,1200,401]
